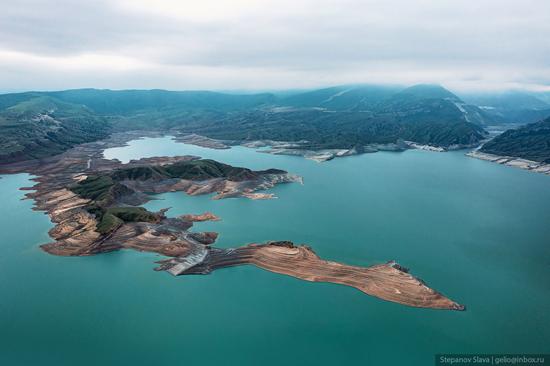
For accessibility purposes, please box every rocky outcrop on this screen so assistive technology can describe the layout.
[156,241,465,311]
[180,212,221,222]
[173,133,230,149]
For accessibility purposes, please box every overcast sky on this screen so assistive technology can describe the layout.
[1,0,549,92]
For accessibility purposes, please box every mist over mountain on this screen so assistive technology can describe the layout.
[459,91,550,125]
[0,84,494,164]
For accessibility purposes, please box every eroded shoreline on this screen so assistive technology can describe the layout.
[467,150,550,176]
[0,131,465,310]
[173,132,476,162]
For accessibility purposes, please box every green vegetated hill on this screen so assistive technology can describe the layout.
[72,158,283,206]
[71,158,284,234]
[0,93,110,164]
[1,84,494,163]
[480,117,550,163]
[171,84,488,149]
[177,108,485,149]
[110,159,284,182]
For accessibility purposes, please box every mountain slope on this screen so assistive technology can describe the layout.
[0,85,491,164]
[460,91,550,125]
[0,95,110,164]
[178,108,486,149]
[480,117,550,163]
[280,85,400,111]
[45,89,276,114]
[462,91,549,111]
[279,84,492,126]
[378,84,492,126]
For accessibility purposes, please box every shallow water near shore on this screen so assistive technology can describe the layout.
[2,136,550,365]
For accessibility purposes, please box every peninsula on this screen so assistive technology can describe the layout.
[468,116,550,175]
[0,132,464,311]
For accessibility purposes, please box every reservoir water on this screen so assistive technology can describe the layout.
[1,136,549,365]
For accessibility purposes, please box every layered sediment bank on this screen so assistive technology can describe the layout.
[156,241,464,311]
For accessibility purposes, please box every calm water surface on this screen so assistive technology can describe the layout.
[1,136,549,365]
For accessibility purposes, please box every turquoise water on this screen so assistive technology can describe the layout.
[2,136,550,365]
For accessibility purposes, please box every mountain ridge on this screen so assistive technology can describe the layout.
[0,84,492,164]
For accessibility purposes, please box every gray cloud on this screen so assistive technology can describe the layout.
[1,0,549,91]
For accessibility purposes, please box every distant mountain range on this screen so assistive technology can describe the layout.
[1,84,549,164]
[459,90,550,125]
